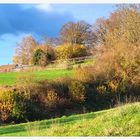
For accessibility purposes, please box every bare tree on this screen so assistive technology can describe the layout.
[13,35,38,65]
[92,18,108,46]
[60,21,92,46]
[43,36,62,47]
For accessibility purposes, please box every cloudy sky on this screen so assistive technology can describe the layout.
[0,4,116,65]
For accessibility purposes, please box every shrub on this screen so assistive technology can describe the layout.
[33,45,56,66]
[107,80,119,93]
[72,44,87,58]
[0,88,14,122]
[96,85,107,94]
[93,42,140,96]
[39,45,56,61]
[15,73,40,121]
[33,48,47,66]
[56,43,87,60]
[74,67,94,82]
[56,44,73,60]
[12,91,29,122]
[0,87,31,123]
[69,81,86,103]
[96,80,119,95]
[46,89,60,109]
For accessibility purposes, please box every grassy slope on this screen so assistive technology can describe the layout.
[0,59,94,86]
[0,69,74,86]
[0,102,139,136]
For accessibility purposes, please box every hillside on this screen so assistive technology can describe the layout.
[0,102,139,136]
[0,59,94,86]
[0,69,74,86]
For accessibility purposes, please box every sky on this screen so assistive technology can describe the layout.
[0,4,116,65]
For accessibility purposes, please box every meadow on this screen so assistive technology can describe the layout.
[0,59,94,86]
[0,102,139,136]
[0,69,74,86]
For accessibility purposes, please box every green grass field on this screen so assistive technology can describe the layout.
[0,102,139,136]
[0,59,95,86]
[0,69,74,86]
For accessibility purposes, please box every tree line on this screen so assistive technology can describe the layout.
[12,20,93,66]
[13,5,140,67]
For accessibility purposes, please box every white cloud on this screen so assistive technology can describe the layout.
[35,4,53,12]
[0,32,27,44]
[20,4,53,12]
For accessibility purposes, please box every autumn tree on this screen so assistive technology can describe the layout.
[55,44,73,60]
[90,4,140,97]
[92,4,140,47]
[44,36,61,47]
[60,21,92,46]
[13,35,38,65]
[92,18,108,46]
[56,43,87,60]
[33,49,45,66]
[33,44,56,66]
[118,4,140,45]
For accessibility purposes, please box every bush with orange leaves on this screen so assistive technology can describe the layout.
[74,42,140,99]
[94,42,140,95]
[74,67,94,82]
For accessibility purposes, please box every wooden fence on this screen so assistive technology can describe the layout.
[50,55,95,64]
[0,55,95,72]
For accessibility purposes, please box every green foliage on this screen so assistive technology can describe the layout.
[12,91,29,122]
[33,47,55,66]
[33,48,46,66]
[0,87,29,123]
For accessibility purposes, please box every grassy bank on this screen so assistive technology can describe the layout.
[0,69,74,86]
[0,102,139,136]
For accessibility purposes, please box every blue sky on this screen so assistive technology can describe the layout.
[0,4,116,65]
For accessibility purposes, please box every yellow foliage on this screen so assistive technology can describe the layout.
[46,89,60,108]
[0,88,14,121]
[107,80,119,93]
[69,81,86,103]
[56,43,73,59]
[56,43,87,60]
[97,85,107,94]
[74,67,94,82]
